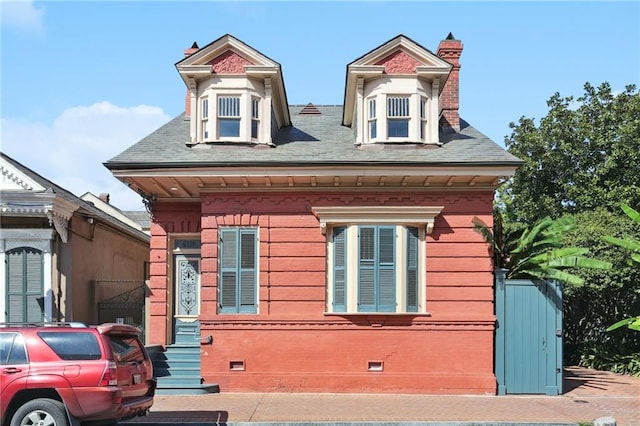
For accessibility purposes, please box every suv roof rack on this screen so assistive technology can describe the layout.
[0,321,88,328]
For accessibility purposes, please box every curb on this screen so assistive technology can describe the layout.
[125,422,580,426]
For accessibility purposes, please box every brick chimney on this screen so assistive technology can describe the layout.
[437,33,463,132]
[184,42,199,117]
[99,193,110,204]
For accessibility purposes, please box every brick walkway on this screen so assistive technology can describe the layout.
[124,367,640,426]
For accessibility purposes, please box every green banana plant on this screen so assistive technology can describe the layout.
[473,215,611,286]
[604,204,640,332]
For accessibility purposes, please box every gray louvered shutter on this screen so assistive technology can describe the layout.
[406,227,419,312]
[377,226,396,312]
[333,227,346,312]
[358,227,376,311]
[239,230,257,313]
[219,229,238,312]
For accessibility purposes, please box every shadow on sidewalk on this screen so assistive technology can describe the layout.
[126,410,229,424]
[562,365,640,396]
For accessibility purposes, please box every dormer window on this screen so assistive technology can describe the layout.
[195,89,270,143]
[343,35,454,146]
[177,35,291,146]
[218,96,241,138]
[387,96,409,138]
[365,92,426,143]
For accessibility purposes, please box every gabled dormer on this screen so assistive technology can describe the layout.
[343,34,461,146]
[176,34,290,146]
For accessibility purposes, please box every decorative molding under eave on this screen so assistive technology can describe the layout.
[45,196,78,243]
[311,205,444,235]
[0,228,56,253]
[1,191,79,244]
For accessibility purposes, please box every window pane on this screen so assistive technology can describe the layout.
[0,333,28,365]
[202,98,209,119]
[359,228,375,263]
[387,97,409,117]
[251,99,259,119]
[369,120,377,139]
[39,332,101,360]
[221,231,237,269]
[110,336,145,363]
[240,232,255,268]
[251,120,258,139]
[219,119,240,137]
[218,96,240,117]
[388,119,409,137]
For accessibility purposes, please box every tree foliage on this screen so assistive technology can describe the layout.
[560,209,640,365]
[493,81,640,373]
[604,204,640,333]
[499,82,640,224]
[473,215,611,286]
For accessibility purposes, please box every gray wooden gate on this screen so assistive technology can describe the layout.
[495,269,563,395]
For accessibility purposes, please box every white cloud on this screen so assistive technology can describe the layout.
[1,0,45,34]
[1,102,171,211]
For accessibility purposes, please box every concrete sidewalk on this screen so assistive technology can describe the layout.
[123,367,640,426]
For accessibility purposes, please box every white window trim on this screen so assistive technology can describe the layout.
[197,88,266,143]
[368,98,377,141]
[359,76,438,145]
[312,206,443,236]
[201,97,209,141]
[312,206,444,315]
[217,94,242,139]
[251,97,260,140]
[420,96,428,141]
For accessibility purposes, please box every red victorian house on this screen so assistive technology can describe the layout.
[105,33,522,395]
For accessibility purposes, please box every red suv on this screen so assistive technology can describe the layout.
[0,322,155,426]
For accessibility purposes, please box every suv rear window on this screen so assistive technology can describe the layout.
[0,332,28,365]
[38,331,102,360]
[109,335,145,362]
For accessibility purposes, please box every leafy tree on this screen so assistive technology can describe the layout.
[498,82,640,224]
[473,215,611,286]
[560,208,640,367]
[605,204,640,332]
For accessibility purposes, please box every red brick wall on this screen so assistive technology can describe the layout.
[437,38,463,132]
[150,190,497,394]
[147,203,201,345]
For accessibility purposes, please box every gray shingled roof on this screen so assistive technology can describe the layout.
[1,152,150,242]
[106,105,522,168]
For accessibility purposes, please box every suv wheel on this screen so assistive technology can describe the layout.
[10,398,69,426]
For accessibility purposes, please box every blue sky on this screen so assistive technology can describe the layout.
[2,1,639,211]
